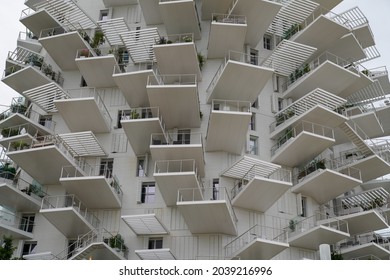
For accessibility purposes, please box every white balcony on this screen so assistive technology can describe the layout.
[207,14,247,59]
[135,248,176,260]
[17,31,42,53]
[348,110,384,139]
[153,33,201,80]
[206,100,251,155]
[103,0,138,7]
[20,8,60,37]
[312,0,342,11]
[75,48,118,88]
[150,132,205,177]
[270,121,335,167]
[122,209,169,235]
[154,159,203,206]
[54,87,112,133]
[59,164,123,209]
[201,0,233,20]
[288,213,350,250]
[159,0,201,40]
[207,51,274,104]
[139,0,163,25]
[338,69,374,98]
[328,33,366,63]
[40,194,100,238]
[121,28,160,63]
[0,209,34,239]
[147,74,201,129]
[177,187,237,235]
[339,233,390,260]
[121,107,166,156]
[225,225,289,260]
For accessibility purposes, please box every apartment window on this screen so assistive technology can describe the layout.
[249,136,258,155]
[251,98,258,109]
[141,182,156,203]
[136,156,146,177]
[21,241,37,257]
[99,9,109,21]
[250,49,258,65]
[80,76,88,87]
[301,196,307,217]
[117,110,131,128]
[100,158,113,178]
[38,115,53,128]
[249,113,256,131]
[212,178,219,200]
[176,129,191,144]
[19,214,35,233]
[278,98,283,111]
[148,237,163,249]
[263,34,272,50]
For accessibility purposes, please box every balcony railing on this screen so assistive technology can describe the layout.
[271,121,335,156]
[18,31,39,41]
[41,194,100,228]
[150,132,202,146]
[155,33,194,45]
[1,123,44,140]
[76,46,120,59]
[338,232,390,251]
[211,13,246,25]
[212,99,251,113]
[148,73,197,86]
[113,61,156,74]
[0,209,35,234]
[0,171,48,200]
[224,224,288,258]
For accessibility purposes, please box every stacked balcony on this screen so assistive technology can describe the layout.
[54,87,112,133]
[20,7,61,37]
[177,187,237,235]
[17,31,42,53]
[224,225,289,260]
[97,17,130,46]
[206,100,251,154]
[40,194,100,238]
[120,28,160,63]
[0,209,35,239]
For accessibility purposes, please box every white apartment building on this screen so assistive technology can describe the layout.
[1,0,390,260]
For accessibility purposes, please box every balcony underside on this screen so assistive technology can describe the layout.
[354,24,375,49]
[20,9,60,37]
[333,210,388,236]
[208,61,274,103]
[154,44,201,80]
[339,155,390,182]
[54,98,110,133]
[271,105,348,140]
[139,0,163,25]
[75,56,117,88]
[40,208,95,238]
[289,225,349,251]
[231,0,282,46]
[112,70,153,107]
[0,183,42,212]
[7,145,78,185]
[232,177,291,212]
[0,224,33,240]
[2,66,53,94]
[177,200,237,235]
[71,242,126,260]
[283,61,360,100]
[122,214,169,235]
[150,145,205,177]
[293,15,350,57]
[154,172,202,206]
[0,113,52,135]
[39,32,90,71]
[147,85,200,129]
[376,106,390,136]
[59,177,121,209]
[349,112,383,139]
[121,118,165,156]
[159,0,201,40]
[103,0,138,6]
[312,0,342,11]
[227,238,289,260]
[17,38,42,54]
[135,248,176,260]
[328,33,366,62]
[271,132,335,167]
[206,111,251,155]
[292,169,362,205]
[341,242,390,260]
[207,22,246,59]
[201,0,231,20]
[339,72,373,98]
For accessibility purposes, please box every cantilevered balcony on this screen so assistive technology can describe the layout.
[270,121,335,167]
[230,164,292,212]
[54,87,111,133]
[0,172,47,212]
[177,187,237,235]
[0,122,50,150]
[225,225,289,260]
[121,107,166,155]
[59,164,123,209]
[153,33,201,80]
[159,0,201,40]
[122,208,169,235]
[292,159,362,205]
[75,47,118,88]
[120,28,160,63]
[207,14,246,59]
[207,51,274,103]
[17,31,42,53]
[150,132,205,177]
[147,74,201,129]
[282,52,361,99]
[39,27,91,70]
[0,209,34,239]
[20,7,61,37]
[368,66,390,94]
[113,63,157,107]
[269,88,347,140]
[345,107,384,139]
[40,194,100,238]
[154,159,203,206]
[288,212,350,250]
[206,100,251,154]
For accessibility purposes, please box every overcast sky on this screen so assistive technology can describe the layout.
[0,0,389,108]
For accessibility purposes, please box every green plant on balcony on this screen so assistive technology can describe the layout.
[109,234,127,252]
[10,141,29,151]
[24,54,43,68]
[0,236,17,260]
[278,127,293,146]
[79,49,90,57]
[130,110,139,119]
[303,63,310,74]
[42,63,53,76]
[283,23,302,40]
[361,69,370,76]
[198,53,205,71]
[158,37,167,44]
[289,219,297,232]
[331,251,343,260]
[275,109,295,127]
[1,128,19,138]
[182,35,192,42]
[89,30,105,56]
[0,163,16,179]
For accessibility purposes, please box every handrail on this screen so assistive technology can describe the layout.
[154,159,197,174]
[211,13,246,25]
[338,231,390,251]
[0,171,48,200]
[113,61,155,74]
[150,132,202,146]
[147,74,197,86]
[212,99,251,113]
[156,33,194,44]
[1,122,41,139]
[0,209,35,234]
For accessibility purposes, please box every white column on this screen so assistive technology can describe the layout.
[319,244,331,260]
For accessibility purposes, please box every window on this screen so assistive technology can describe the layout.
[117,110,131,128]
[212,178,219,200]
[249,136,258,155]
[100,158,113,178]
[148,237,163,249]
[176,129,190,144]
[249,113,256,131]
[263,34,272,50]
[141,182,155,203]
[301,196,307,217]
[250,49,258,65]
[67,239,78,259]
[80,76,88,87]
[99,9,109,21]
[251,98,258,109]
[278,98,283,111]
[38,115,53,128]
[19,214,35,233]
[137,156,147,177]
[21,241,37,257]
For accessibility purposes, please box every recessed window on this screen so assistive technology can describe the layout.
[117,110,131,128]
[137,156,146,177]
[251,98,258,109]
[21,241,37,257]
[249,136,258,155]
[100,158,114,178]
[141,182,155,203]
[212,178,219,200]
[249,113,256,131]
[263,34,272,50]
[148,237,163,249]
[19,214,35,233]
[99,10,109,21]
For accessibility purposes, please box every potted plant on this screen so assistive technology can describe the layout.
[289,219,296,232]
[109,234,126,252]
[79,49,90,58]
[130,110,139,119]
[198,53,205,71]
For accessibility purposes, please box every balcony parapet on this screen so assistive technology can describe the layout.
[155,33,194,45]
[0,209,35,234]
[211,13,246,25]
[150,132,202,146]
[148,73,197,86]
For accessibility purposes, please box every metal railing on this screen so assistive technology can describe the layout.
[0,123,42,140]
[338,232,390,251]
[0,209,35,234]
[368,66,388,79]
[211,13,246,25]
[0,171,48,200]
[41,194,100,228]
[150,132,202,146]
[148,74,197,86]
[113,61,155,74]
[154,159,197,174]
[156,33,194,44]
[212,99,251,113]
[121,106,166,134]
[271,121,335,156]
[224,224,288,258]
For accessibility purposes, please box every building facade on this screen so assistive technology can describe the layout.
[1,0,390,260]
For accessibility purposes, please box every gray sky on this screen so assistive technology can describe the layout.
[0,0,389,108]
